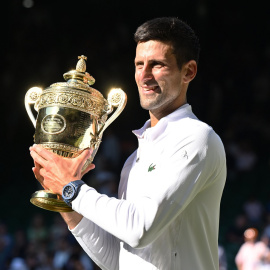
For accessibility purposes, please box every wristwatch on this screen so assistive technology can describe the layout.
[62,180,85,207]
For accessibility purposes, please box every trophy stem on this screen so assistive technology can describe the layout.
[30,190,73,212]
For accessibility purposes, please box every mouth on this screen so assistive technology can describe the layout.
[140,85,160,94]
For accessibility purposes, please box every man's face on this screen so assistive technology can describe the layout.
[135,40,186,117]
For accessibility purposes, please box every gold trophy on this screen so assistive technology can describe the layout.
[25,55,127,212]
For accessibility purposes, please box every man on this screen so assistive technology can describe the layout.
[235,228,270,270]
[30,17,226,270]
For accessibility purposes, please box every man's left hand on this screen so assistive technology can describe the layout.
[30,144,95,195]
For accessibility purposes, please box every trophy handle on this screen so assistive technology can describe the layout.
[81,88,126,175]
[99,88,127,136]
[25,87,43,128]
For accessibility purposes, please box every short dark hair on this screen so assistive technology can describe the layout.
[134,17,200,69]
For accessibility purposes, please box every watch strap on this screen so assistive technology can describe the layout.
[70,180,85,188]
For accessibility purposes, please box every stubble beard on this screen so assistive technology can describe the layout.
[138,86,184,118]
[138,81,165,111]
[139,92,163,111]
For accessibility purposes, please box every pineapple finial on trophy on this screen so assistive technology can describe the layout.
[76,55,87,72]
[63,55,95,86]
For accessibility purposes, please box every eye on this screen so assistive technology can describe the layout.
[152,61,164,68]
[135,61,144,69]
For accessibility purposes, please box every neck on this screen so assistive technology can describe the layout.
[149,100,187,127]
[149,113,159,127]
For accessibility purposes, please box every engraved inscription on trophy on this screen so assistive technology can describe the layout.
[25,55,127,212]
[41,114,66,134]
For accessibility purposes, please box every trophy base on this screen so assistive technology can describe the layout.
[30,190,73,212]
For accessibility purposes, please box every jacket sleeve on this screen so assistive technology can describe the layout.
[70,215,120,270]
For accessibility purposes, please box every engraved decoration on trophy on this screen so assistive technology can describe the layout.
[25,55,127,212]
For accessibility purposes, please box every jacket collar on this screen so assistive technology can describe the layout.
[133,104,195,141]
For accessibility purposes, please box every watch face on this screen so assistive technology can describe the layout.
[63,185,75,199]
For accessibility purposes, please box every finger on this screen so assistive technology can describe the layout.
[32,166,39,179]
[32,167,46,188]
[77,148,92,162]
[39,167,47,177]
[30,149,47,168]
[30,144,56,161]
[34,161,42,170]
[81,163,95,177]
[33,160,42,174]
[76,149,94,174]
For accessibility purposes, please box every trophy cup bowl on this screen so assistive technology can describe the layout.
[25,55,127,212]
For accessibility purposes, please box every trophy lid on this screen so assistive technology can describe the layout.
[63,55,95,86]
[34,55,108,116]
[47,55,104,100]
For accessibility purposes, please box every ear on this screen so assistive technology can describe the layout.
[182,60,197,84]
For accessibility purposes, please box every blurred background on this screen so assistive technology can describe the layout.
[1,0,270,269]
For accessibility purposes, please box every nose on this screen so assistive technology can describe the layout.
[138,64,153,82]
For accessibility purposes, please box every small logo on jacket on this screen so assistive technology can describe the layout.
[148,163,156,172]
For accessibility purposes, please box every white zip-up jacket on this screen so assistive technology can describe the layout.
[70,104,227,270]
